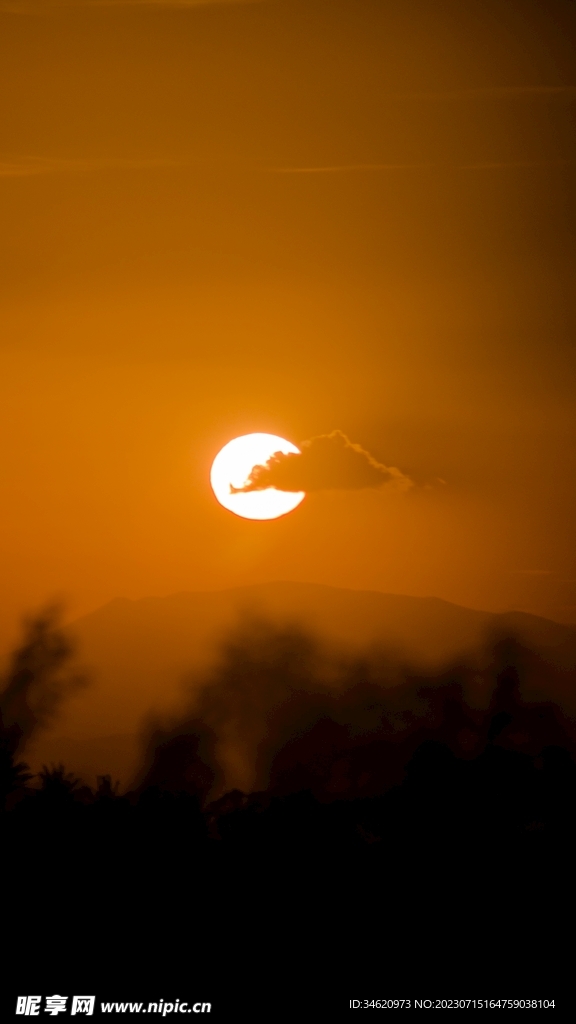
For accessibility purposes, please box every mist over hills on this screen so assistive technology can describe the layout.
[23,581,576,787]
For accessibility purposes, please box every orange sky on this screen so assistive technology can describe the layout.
[1,0,576,649]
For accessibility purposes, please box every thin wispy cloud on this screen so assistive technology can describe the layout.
[0,0,264,12]
[1,155,423,179]
[1,154,572,179]
[267,159,574,174]
[266,163,427,175]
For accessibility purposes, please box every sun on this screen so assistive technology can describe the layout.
[210,433,305,520]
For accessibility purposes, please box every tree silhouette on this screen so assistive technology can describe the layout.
[0,607,85,812]
[0,735,31,811]
[0,605,85,754]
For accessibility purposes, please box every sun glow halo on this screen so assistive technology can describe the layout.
[210,433,305,520]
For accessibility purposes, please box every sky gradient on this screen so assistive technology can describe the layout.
[1,0,576,650]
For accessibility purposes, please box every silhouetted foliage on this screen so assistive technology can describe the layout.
[0,735,32,811]
[37,763,85,799]
[4,621,575,1004]
[0,605,84,754]
[146,621,576,807]
[137,722,219,804]
[95,774,120,801]
[0,607,84,812]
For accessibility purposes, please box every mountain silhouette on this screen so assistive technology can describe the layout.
[23,581,576,787]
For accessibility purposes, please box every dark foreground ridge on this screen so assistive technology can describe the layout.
[2,613,575,1014]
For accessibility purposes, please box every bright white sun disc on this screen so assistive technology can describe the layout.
[210,433,305,520]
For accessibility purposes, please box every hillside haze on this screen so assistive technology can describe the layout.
[24,581,576,787]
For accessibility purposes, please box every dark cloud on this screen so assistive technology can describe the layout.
[231,430,413,494]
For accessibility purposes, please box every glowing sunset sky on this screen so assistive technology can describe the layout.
[1,0,575,647]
